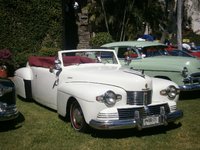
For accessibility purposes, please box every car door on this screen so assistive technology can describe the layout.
[31,67,58,110]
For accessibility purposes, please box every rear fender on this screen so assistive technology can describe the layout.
[14,67,33,99]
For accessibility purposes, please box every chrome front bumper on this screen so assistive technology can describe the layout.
[89,110,183,130]
[0,104,19,121]
[181,73,200,91]
[179,84,200,91]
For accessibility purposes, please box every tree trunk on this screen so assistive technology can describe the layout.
[177,0,182,50]
[120,4,127,41]
[101,0,110,34]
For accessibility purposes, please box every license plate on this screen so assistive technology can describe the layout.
[143,116,160,126]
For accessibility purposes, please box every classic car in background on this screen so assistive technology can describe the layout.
[102,41,200,91]
[183,49,200,58]
[0,78,19,121]
[167,49,195,57]
[14,49,183,132]
[165,45,200,58]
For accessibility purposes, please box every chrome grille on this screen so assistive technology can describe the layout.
[127,90,152,105]
[184,72,200,84]
[147,104,170,115]
[118,103,170,120]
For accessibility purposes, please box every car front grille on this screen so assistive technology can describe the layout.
[127,90,152,105]
[118,103,170,120]
[183,72,200,84]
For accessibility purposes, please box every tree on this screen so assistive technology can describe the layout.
[177,0,182,50]
[87,0,166,41]
[100,0,110,34]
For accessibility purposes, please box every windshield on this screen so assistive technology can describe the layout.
[115,46,169,59]
[140,46,169,57]
[168,49,194,57]
[61,50,118,66]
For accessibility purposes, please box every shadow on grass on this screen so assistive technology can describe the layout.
[0,112,25,132]
[17,95,33,103]
[18,96,57,113]
[179,91,200,100]
[90,122,182,139]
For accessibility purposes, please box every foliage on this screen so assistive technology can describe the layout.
[0,48,15,76]
[12,51,34,68]
[89,32,114,47]
[37,47,59,56]
[183,31,200,45]
[0,47,59,75]
[87,0,165,41]
[0,0,63,53]
[0,49,12,64]
[11,47,59,68]
[0,0,63,71]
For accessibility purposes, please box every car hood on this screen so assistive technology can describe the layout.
[132,56,200,72]
[61,65,152,91]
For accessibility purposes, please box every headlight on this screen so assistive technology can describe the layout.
[96,90,122,107]
[160,85,180,100]
[182,67,188,78]
[0,102,7,112]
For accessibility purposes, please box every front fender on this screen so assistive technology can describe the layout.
[57,82,126,124]
[151,78,180,102]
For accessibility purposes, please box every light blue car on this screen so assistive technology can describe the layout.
[102,41,200,91]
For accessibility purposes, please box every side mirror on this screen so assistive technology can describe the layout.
[49,66,54,73]
[49,59,62,76]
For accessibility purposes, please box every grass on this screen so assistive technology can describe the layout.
[0,92,200,150]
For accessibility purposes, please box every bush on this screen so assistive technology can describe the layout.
[13,48,59,68]
[37,48,59,56]
[183,31,200,45]
[0,47,59,77]
[89,32,114,48]
[0,49,15,76]
[0,49,12,64]
[0,0,62,51]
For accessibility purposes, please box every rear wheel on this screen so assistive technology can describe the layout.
[70,101,88,132]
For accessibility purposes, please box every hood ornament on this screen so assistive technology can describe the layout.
[145,83,148,89]
[142,83,150,91]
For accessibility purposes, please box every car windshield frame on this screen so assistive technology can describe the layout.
[138,46,170,57]
[58,49,120,67]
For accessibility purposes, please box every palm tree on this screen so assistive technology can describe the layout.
[177,0,182,50]
[100,0,110,34]
[87,0,170,41]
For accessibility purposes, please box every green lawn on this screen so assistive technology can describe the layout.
[0,93,200,150]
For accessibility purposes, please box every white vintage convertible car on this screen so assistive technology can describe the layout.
[14,49,183,132]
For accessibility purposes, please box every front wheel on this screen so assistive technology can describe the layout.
[70,101,88,132]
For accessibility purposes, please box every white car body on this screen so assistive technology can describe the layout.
[14,49,183,132]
